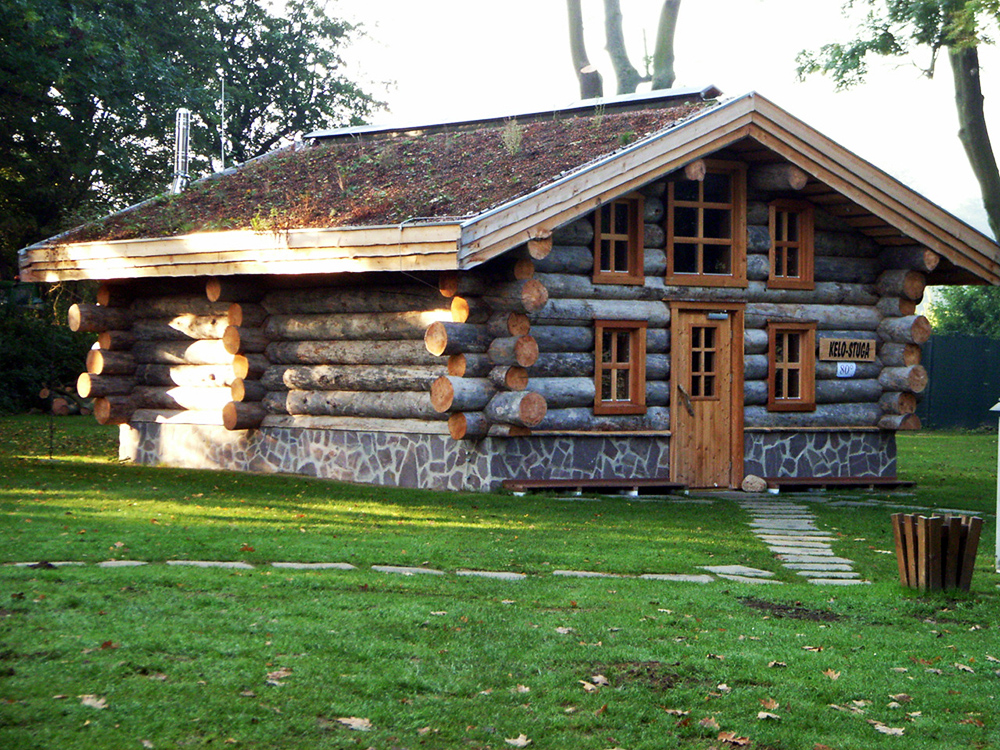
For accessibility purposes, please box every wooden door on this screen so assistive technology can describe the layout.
[670,305,744,488]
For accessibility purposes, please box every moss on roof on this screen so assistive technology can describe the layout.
[65,102,710,244]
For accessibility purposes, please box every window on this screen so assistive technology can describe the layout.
[593,194,645,285]
[769,200,814,290]
[665,160,746,287]
[594,320,647,415]
[689,324,718,399]
[768,322,816,412]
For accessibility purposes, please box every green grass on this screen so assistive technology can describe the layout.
[1,416,999,749]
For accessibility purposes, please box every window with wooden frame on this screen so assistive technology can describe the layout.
[665,159,746,287]
[769,200,814,290]
[593,193,645,285]
[594,320,647,415]
[768,322,816,412]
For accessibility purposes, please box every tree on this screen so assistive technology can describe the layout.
[929,284,1000,336]
[0,0,375,279]
[566,0,682,98]
[797,1,1000,240]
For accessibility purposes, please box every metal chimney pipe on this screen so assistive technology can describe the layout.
[171,108,192,194]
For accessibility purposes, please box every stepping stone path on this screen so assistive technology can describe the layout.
[739,499,868,585]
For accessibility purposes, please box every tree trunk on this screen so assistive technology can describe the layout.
[227,302,267,328]
[949,45,1000,240]
[94,396,135,426]
[262,364,446,392]
[486,312,531,338]
[748,163,809,191]
[431,376,496,413]
[484,391,547,427]
[567,0,603,98]
[878,365,928,394]
[879,391,918,415]
[877,413,922,431]
[815,379,883,403]
[651,0,681,89]
[132,340,233,366]
[264,389,443,420]
[815,257,879,283]
[448,353,494,378]
[448,411,491,440]
[745,403,881,428]
[131,316,229,341]
[267,339,441,366]
[745,303,880,330]
[603,0,642,94]
[223,401,267,431]
[529,377,595,408]
[97,330,138,350]
[876,297,916,318]
[77,373,134,398]
[745,328,768,354]
[532,298,670,326]
[489,365,529,391]
[877,315,932,345]
[482,279,549,313]
[875,269,926,301]
[266,311,445,341]
[879,246,940,273]
[878,342,921,367]
[129,295,229,318]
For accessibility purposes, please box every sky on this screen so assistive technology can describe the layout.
[333,0,999,237]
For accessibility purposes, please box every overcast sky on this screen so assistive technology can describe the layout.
[333,0,998,237]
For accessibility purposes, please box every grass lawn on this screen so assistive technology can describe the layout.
[1,415,998,749]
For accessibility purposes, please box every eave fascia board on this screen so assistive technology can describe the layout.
[457,93,758,268]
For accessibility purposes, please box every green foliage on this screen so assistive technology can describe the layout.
[0,0,376,279]
[927,284,1000,336]
[0,286,94,413]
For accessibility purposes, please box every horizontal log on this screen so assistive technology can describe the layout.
[745,328,768,354]
[747,226,770,253]
[223,326,270,355]
[815,361,882,379]
[232,354,269,379]
[745,403,881,428]
[878,342,921,367]
[816,330,878,342]
[447,353,493,378]
[87,349,136,375]
[94,396,134,426]
[223,401,267,431]
[644,224,666,249]
[97,330,137,351]
[132,340,233,366]
[77,373,134,398]
[879,391,918,415]
[263,389,443,420]
[747,201,769,226]
[488,335,539,367]
[815,257,879,283]
[534,273,666,301]
[879,246,939,273]
[878,413,921,431]
[206,277,264,303]
[527,236,553,260]
[532,298,670,326]
[131,315,228,341]
[267,340,441,366]
[531,326,594,352]
[486,312,531,338]
[532,245,592,275]
[875,269,926,302]
[424,322,491,356]
[129,295,230,318]
[263,285,444,315]
[135,364,237,388]
[683,159,707,181]
[68,303,132,333]
[489,365,529,391]
[529,377,594,409]
[96,283,133,308]
[132,385,233,411]
[552,218,593,246]
[877,315,932,345]
[744,381,767,405]
[448,412,490,440]
[643,196,665,223]
[449,297,488,324]
[261,364,447,392]
[531,352,594,377]
[747,253,769,282]
[431,376,496,412]
[227,302,267,328]
[231,378,267,403]
[482,278,549,313]
[749,163,808,191]
[266,311,448,341]
[815,230,879,257]
[878,365,928,394]
[534,406,670,431]
[745,303,880,330]
[815,379,883,403]
[745,355,768,381]
[876,297,916,318]
[484,391,547,428]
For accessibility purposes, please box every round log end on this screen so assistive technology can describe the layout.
[76,372,92,398]
[526,236,553,260]
[86,349,103,374]
[912,316,932,345]
[683,159,707,182]
[227,303,243,327]
[223,401,266,431]
[94,397,132,426]
[231,378,247,402]
[206,277,223,302]
[513,335,540,368]
[430,375,456,413]
[424,321,448,356]
[232,355,251,380]
[508,312,531,337]
[505,366,529,391]
[439,271,459,298]
[513,257,535,280]
[521,278,549,313]
[448,412,468,440]
[222,326,242,355]
[909,365,928,394]
[67,304,83,332]
[519,392,547,427]
[902,271,927,301]
[451,297,471,324]
[447,354,467,377]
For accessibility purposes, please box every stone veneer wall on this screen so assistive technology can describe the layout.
[743,430,897,479]
[121,423,672,492]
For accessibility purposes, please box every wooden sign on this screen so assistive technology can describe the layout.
[819,338,876,362]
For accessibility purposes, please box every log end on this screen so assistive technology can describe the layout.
[526,236,553,260]
[206,277,223,303]
[451,297,471,324]
[67,304,83,333]
[94,397,132,426]
[223,401,266,431]
[504,366,529,391]
[222,326,242,356]
[514,335,540,368]
[232,355,251,380]
[430,375,455,413]
[521,278,549,313]
[439,271,459,298]
[447,354,467,377]
[912,315,932,345]
[518,392,547,427]
[424,321,448,357]
[76,372,93,399]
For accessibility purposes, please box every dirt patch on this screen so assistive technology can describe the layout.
[739,596,841,622]
[598,660,681,691]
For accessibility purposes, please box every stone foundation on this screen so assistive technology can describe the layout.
[743,430,896,479]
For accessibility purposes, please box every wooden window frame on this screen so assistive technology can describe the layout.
[594,320,647,415]
[665,159,747,288]
[768,199,815,290]
[593,193,645,285]
[767,321,817,412]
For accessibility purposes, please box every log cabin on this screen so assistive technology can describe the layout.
[19,88,1000,491]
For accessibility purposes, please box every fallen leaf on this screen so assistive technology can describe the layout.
[706,653,724,660]
[768,661,787,668]
[986,655,999,663]
[663,708,690,716]
[99,641,119,650]
[868,720,905,736]
[759,698,779,710]
[417,726,433,735]
[512,684,530,694]
[955,663,975,673]
[595,703,607,716]
[266,667,292,681]
[757,711,781,720]
[430,611,447,616]
[926,667,944,675]
[591,674,610,686]
[141,741,154,749]
[505,733,532,747]
[907,711,922,718]
[336,717,372,731]
[240,544,255,552]
[803,646,823,652]
[960,718,985,727]
[889,693,912,703]
[822,669,840,680]
[555,626,575,635]
[699,716,720,731]
[52,695,68,700]
[890,667,909,673]
[718,730,752,746]
[887,701,902,709]
[579,680,598,693]
[814,744,835,750]
[147,672,167,682]
[717,683,732,693]
[79,695,107,710]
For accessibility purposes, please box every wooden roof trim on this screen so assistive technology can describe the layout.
[747,97,1000,283]
[458,97,758,266]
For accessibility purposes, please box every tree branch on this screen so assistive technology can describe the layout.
[651,0,681,89]
[603,0,641,94]
[566,0,603,99]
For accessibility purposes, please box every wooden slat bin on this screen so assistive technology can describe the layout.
[890,513,983,592]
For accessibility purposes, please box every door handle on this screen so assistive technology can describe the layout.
[677,383,695,417]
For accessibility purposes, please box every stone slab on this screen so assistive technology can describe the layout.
[371,565,444,576]
[552,570,620,578]
[640,573,715,584]
[806,578,870,585]
[782,563,854,571]
[456,570,526,581]
[750,529,831,536]
[717,574,783,585]
[14,561,85,567]
[166,561,254,569]
[794,570,860,579]
[777,555,854,564]
[272,562,357,570]
[701,565,774,577]
[755,536,837,544]
[768,546,835,556]
[97,560,148,568]
[749,520,819,530]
